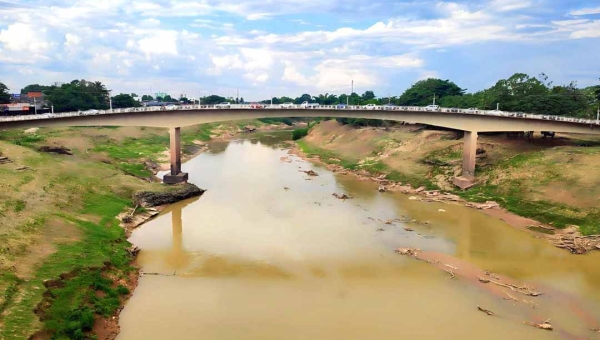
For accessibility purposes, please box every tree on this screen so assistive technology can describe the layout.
[44,79,110,112]
[111,93,140,109]
[141,95,153,101]
[294,94,312,104]
[398,78,464,106]
[0,82,10,104]
[201,95,227,105]
[21,84,50,94]
[361,91,375,102]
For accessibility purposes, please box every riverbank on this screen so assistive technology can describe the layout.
[293,120,600,247]
[0,120,288,339]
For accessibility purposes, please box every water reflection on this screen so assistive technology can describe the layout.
[120,138,600,340]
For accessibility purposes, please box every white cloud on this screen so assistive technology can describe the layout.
[569,6,600,16]
[137,31,178,57]
[0,23,49,52]
[65,33,81,47]
[488,0,532,12]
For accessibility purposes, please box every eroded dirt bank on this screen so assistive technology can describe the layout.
[292,119,600,252]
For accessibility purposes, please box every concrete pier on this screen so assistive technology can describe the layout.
[163,127,189,184]
[453,130,478,190]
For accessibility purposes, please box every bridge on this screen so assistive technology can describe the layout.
[1,104,599,188]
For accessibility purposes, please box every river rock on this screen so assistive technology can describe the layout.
[134,183,206,207]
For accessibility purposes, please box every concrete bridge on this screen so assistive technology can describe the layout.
[1,104,599,188]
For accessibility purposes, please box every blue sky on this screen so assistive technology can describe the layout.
[0,0,599,100]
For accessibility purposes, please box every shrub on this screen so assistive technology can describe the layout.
[292,128,309,140]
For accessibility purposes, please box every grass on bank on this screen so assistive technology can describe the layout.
[0,134,183,339]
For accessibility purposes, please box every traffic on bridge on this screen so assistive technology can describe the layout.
[1,103,599,127]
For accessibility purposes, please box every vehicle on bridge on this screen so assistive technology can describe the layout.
[216,102,231,109]
[281,102,294,109]
[425,105,440,111]
[250,103,264,109]
[383,104,397,110]
[300,101,319,109]
[363,103,379,110]
[465,108,479,113]
[336,104,347,109]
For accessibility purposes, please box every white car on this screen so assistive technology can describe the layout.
[363,103,378,110]
[300,101,319,108]
[216,102,231,109]
[465,107,479,113]
[84,109,99,115]
[425,105,440,111]
[165,104,178,110]
[281,102,294,108]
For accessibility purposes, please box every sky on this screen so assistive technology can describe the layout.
[0,0,599,101]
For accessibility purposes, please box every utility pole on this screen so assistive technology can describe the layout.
[433,94,436,105]
[496,103,500,111]
[349,80,353,106]
[236,87,239,103]
[34,97,37,115]
[597,107,599,124]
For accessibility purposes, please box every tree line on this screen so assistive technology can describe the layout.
[1,73,599,117]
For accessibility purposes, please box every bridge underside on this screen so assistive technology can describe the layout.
[2,109,598,188]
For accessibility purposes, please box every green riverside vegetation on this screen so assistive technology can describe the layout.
[0,125,212,339]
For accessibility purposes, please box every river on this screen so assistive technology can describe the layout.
[117,132,600,340]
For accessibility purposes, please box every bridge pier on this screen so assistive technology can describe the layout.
[163,127,189,184]
[453,131,478,190]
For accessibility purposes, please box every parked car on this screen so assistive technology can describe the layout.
[363,103,378,110]
[216,102,231,109]
[250,103,264,109]
[300,101,319,109]
[281,102,294,108]
[336,104,347,109]
[425,105,440,111]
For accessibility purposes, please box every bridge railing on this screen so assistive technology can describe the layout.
[1,103,599,126]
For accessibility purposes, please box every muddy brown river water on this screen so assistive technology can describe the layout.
[117,133,600,340]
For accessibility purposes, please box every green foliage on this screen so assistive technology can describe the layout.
[93,135,169,160]
[44,79,110,112]
[141,94,153,101]
[0,130,46,147]
[20,84,51,95]
[398,78,465,106]
[0,81,11,104]
[119,163,152,178]
[111,93,141,109]
[200,95,228,105]
[292,128,309,140]
[336,118,391,127]
[258,118,294,126]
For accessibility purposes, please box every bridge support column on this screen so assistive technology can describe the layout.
[453,130,478,190]
[163,127,189,184]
